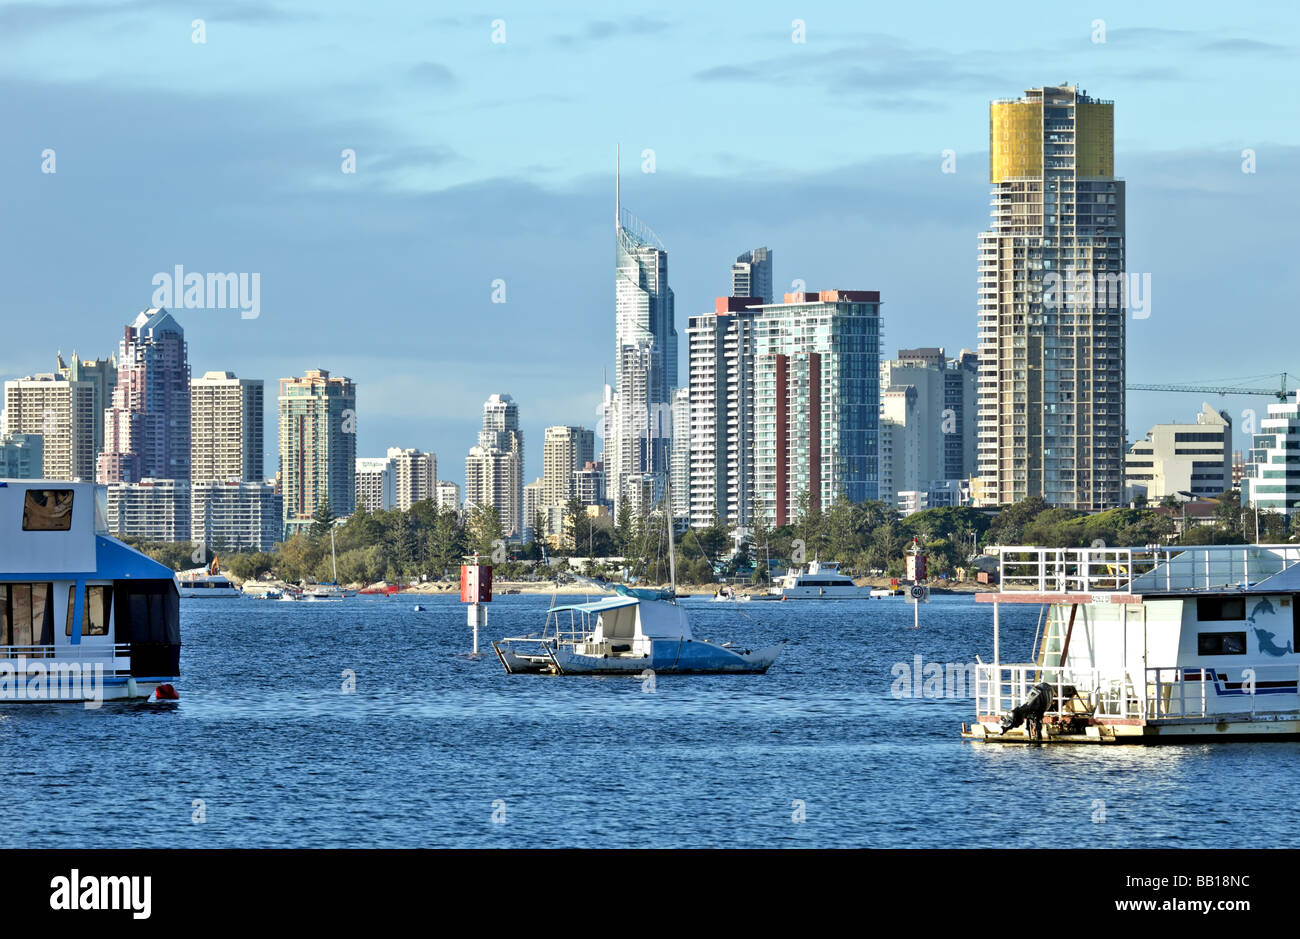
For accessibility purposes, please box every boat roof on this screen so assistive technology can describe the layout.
[548,596,640,615]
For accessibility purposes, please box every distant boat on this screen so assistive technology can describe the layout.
[176,556,240,598]
[768,560,869,599]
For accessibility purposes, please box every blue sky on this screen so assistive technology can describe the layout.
[2,0,1298,488]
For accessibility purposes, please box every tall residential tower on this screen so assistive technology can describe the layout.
[975,84,1126,510]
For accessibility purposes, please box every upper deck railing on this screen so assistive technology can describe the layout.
[993,545,1300,596]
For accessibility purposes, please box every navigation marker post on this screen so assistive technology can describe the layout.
[460,553,493,655]
[906,539,929,628]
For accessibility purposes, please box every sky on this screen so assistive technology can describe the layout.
[2,0,1298,489]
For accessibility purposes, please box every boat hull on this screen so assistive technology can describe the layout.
[549,640,783,675]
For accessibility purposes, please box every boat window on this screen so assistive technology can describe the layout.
[65,585,112,637]
[1197,632,1247,655]
[1196,597,1246,622]
[21,489,74,531]
[0,583,55,646]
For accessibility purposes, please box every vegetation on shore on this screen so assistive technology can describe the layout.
[125,489,1284,586]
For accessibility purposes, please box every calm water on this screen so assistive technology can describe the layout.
[3,593,1297,848]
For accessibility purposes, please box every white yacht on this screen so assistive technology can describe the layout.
[176,558,240,598]
[0,480,181,704]
[965,544,1300,743]
[769,559,869,599]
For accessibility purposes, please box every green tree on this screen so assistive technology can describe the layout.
[309,500,336,538]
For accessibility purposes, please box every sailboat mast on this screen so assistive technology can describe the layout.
[330,525,338,583]
[665,455,676,598]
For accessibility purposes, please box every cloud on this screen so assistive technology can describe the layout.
[552,15,671,46]
[408,61,456,88]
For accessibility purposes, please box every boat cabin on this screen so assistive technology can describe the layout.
[0,480,181,701]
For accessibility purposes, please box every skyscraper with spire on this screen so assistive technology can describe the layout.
[608,145,677,515]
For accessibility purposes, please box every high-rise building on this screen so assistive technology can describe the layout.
[387,447,437,510]
[1243,394,1300,517]
[572,460,606,507]
[609,151,676,515]
[56,350,116,456]
[1125,404,1232,503]
[104,478,190,542]
[191,480,282,552]
[542,426,595,510]
[752,291,881,526]
[355,456,395,512]
[0,433,43,478]
[3,374,95,481]
[670,388,690,520]
[687,292,881,528]
[99,309,191,484]
[190,371,264,484]
[879,385,919,509]
[278,369,357,537]
[434,480,461,513]
[730,247,774,304]
[467,394,523,536]
[686,297,762,528]
[523,477,545,542]
[878,347,979,506]
[976,84,1126,510]
[465,445,521,536]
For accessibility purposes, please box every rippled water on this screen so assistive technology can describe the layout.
[3,592,1297,847]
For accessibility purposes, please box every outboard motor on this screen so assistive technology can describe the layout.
[1000,681,1055,740]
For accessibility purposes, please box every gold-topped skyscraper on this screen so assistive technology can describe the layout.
[974,84,1126,510]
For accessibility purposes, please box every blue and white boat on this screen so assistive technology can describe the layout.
[0,480,181,705]
[494,588,783,675]
[493,489,782,675]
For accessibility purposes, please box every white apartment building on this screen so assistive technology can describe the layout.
[104,478,190,542]
[191,480,282,552]
[3,374,96,481]
[435,480,460,513]
[190,371,264,484]
[0,433,43,478]
[1242,394,1300,517]
[1125,403,1232,502]
[465,443,521,536]
[355,456,396,512]
[387,447,437,510]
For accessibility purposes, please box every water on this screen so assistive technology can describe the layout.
[3,593,1298,847]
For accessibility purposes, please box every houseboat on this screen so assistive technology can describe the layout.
[0,480,181,704]
[964,544,1300,743]
[769,559,869,599]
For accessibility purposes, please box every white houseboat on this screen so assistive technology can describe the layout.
[769,559,869,599]
[964,544,1300,743]
[0,480,181,704]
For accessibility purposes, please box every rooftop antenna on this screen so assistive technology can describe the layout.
[615,143,621,229]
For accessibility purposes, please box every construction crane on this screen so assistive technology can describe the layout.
[1127,372,1292,402]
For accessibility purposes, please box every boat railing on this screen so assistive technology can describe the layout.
[0,643,133,673]
[993,544,1300,595]
[975,663,1146,723]
[1144,664,1300,719]
[544,608,596,645]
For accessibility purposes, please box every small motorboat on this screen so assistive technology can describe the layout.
[493,479,782,675]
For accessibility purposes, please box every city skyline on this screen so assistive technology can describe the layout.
[4,5,1298,492]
